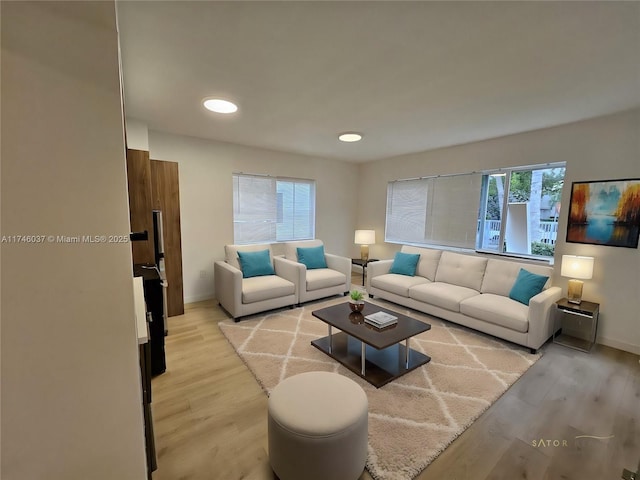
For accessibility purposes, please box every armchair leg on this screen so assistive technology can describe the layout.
[530,348,537,354]
[369,294,374,298]
[343,291,349,296]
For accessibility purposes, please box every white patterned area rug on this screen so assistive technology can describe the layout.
[219,296,541,480]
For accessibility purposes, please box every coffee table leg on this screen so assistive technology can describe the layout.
[328,325,332,354]
[405,338,410,369]
[361,342,366,375]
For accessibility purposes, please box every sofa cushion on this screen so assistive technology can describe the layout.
[297,245,328,270]
[371,273,430,298]
[509,268,549,305]
[225,243,274,271]
[283,239,324,261]
[460,294,529,333]
[435,251,488,291]
[409,282,480,312]
[237,249,275,278]
[481,258,552,297]
[306,268,346,291]
[401,246,442,281]
[389,252,420,276]
[242,275,295,304]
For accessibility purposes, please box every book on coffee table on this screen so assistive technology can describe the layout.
[365,311,398,328]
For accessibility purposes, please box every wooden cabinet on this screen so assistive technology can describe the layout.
[126,149,184,316]
[126,149,155,265]
[150,160,184,317]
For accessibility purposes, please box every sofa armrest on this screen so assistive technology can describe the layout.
[368,259,393,277]
[214,261,243,315]
[273,256,302,298]
[527,286,563,349]
[325,253,352,279]
[366,259,393,291]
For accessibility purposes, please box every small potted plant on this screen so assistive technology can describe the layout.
[348,289,365,312]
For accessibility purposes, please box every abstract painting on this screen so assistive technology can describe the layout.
[566,178,640,248]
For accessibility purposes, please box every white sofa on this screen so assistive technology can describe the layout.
[367,246,562,352]
[276,239,351,305]
[215,243,299,321]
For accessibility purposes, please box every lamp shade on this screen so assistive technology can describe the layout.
[560,255,594,280]
[354,230,375,245]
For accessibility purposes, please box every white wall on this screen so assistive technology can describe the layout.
[125,118,150,151]
[147,131,360,303]
[1,2,147,479]
[358,109,640,354]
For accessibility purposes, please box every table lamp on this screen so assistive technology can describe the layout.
[560,255,594,304]
[354,230,375,262]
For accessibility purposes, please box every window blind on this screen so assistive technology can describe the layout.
[385,173,482,249]
[233,173,315,244]
[385,179,428,244]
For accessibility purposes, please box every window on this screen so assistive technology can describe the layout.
[384,163,566,258]
[477,164,565,257]
[385,173,483,249]
[233,173,315,244]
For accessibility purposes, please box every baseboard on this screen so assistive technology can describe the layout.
[184,293,215,304]
[597,336,640,356]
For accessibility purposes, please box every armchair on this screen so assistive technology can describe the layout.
[276,240,351,305]
[214,244,298,321]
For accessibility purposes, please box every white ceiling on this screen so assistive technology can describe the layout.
[116,1,640,163]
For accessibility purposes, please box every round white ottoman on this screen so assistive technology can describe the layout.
[268,371,368,480]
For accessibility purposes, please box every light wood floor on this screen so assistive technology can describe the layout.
[150,275,639,480]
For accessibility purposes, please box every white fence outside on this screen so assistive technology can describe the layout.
[481,220,558,247]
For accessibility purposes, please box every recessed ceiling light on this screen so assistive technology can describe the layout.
[203,98,238,114]
[338,132,363,143]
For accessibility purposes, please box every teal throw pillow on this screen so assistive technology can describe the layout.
[389,252,420,276]
[237,249,275,278]
[297,245,327,269]
[509,268,549,305]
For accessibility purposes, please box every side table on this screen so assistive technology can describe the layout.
[351,259,378,286]
[553,298,600,352]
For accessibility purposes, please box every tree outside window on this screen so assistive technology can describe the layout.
[479,165,565,257]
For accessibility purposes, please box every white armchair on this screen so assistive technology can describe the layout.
[276,240,351,305]
[214,244,298,321]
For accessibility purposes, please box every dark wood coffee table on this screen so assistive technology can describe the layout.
[311,302,431,388]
